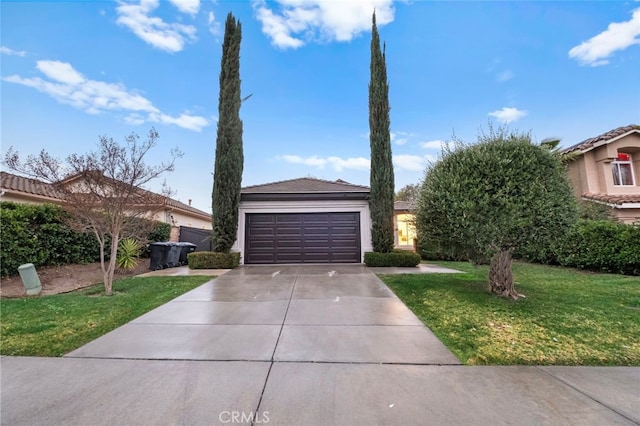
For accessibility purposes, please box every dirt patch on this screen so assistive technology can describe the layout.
[0,259,151,298]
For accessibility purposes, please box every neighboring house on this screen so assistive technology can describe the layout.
[0,171,212,238]
[232,177,372,264]
[394,200,417,251]
[562,125,640,224]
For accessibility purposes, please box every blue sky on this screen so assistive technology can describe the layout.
[2,0,639,214]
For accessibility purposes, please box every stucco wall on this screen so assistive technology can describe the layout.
[233,199,373,264]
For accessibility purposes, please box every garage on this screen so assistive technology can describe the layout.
[244,212,361,264]
[233,177,373,265]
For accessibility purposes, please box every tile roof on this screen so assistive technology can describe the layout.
[0,171,63,200]
[394,200,413,211]
[583,193,640,206]
[0,171,210,218]
[241,177,370,194]
[562,124,640,154]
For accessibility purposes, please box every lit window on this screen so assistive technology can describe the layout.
[612,153,635,186]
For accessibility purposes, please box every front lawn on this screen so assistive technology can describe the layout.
[379,262,640,365]
[0,276,213,357]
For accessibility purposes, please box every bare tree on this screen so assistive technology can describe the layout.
[4,128,182,295]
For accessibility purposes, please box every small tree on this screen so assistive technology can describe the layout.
[4,128,181,295]
[368,11,395,253]
[395,183,419,204]
[212,12,243,254]
[416,128,578,299]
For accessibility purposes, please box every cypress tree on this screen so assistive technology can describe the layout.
[369,11,395,253]
[212,13,243,253]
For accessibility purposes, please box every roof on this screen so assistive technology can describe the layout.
[242,177,370,194]
[562,124,640,154]
[583,193,640,206]
[0,171,210,219]
[394,200,413,211]
[0,171,63,201]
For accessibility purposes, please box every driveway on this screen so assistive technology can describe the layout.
[2,265,638,425]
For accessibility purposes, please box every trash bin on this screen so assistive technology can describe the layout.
[176,242,197,265]
[149,242,172,270]
[18,263,42,296]
[166,243,181,268]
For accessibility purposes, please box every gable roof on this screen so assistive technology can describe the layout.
[241,177,370,202]
[242,177,370,194]
[0,171,210,219]
[562,124,640,154]
[0,171,63,201]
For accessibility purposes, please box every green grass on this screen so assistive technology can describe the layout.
[380,261,640,366]
[0,276,213,357]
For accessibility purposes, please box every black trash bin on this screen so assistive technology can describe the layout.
[176,242,197,266]
[166,243,181,268]
[149,242,172,270]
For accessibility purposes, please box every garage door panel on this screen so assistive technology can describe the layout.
[245,212,361,264]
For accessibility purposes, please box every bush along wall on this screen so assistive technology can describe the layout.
[0,202,99,277]
[364,250,421,267]
[0,201,173,277]
[187,251,240,269]
[556,220,640,275]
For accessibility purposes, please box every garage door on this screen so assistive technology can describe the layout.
[244,212,361,264]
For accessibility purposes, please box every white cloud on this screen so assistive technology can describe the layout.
[569,7,640,66]
[281,154,370,172]
[488,107,528,124]
[393,154,430,172]
[419,140,446,150]
[496,70,514,82]
[168,0,200,15]
[390,131,414,146]
[116,0,197,53]
[1,46,27,57]
[252,0,395,49]
[208,11,221,36]
[4,60,208,132]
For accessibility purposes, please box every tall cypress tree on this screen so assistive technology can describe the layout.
[369,11,395,253]
[212,13,243,253]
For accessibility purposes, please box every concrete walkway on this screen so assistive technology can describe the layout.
[2,265,638,425]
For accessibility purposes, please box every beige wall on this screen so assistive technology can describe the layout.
[567,133,640,196]
[0,193,61,205]
[612,208,640,225]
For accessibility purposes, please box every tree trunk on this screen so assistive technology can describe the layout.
[103,236,119,296]
[488,249,522,299]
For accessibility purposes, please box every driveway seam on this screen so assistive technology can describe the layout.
[534,366,638,424]
[252,268,300,425]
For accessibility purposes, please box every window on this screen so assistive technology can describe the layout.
[612,153,635,186]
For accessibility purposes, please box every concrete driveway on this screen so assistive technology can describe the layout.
[2,265,638,425]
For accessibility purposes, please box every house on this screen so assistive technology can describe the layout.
[562,125,640,224]
[0,171,212,239]
[232,177,372,264]
[394,200,417,251]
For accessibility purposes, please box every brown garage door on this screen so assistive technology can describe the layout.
[244,212,361,264]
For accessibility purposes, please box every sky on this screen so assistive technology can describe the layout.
[2,0,639,214]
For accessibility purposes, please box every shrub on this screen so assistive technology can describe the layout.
[0,201,171,276]
[116,238,142,270]
[0,202,99,276]
[557,220,640,275]
[364,250,421,267]
[188,251,240,269]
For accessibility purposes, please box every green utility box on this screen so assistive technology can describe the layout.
[18,263,42,296]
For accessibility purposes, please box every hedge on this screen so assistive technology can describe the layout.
[555,220,640,275]
[364,250,421,267]
[187,251,240,269]
[421,218,640,276]
[0,202,172,277]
